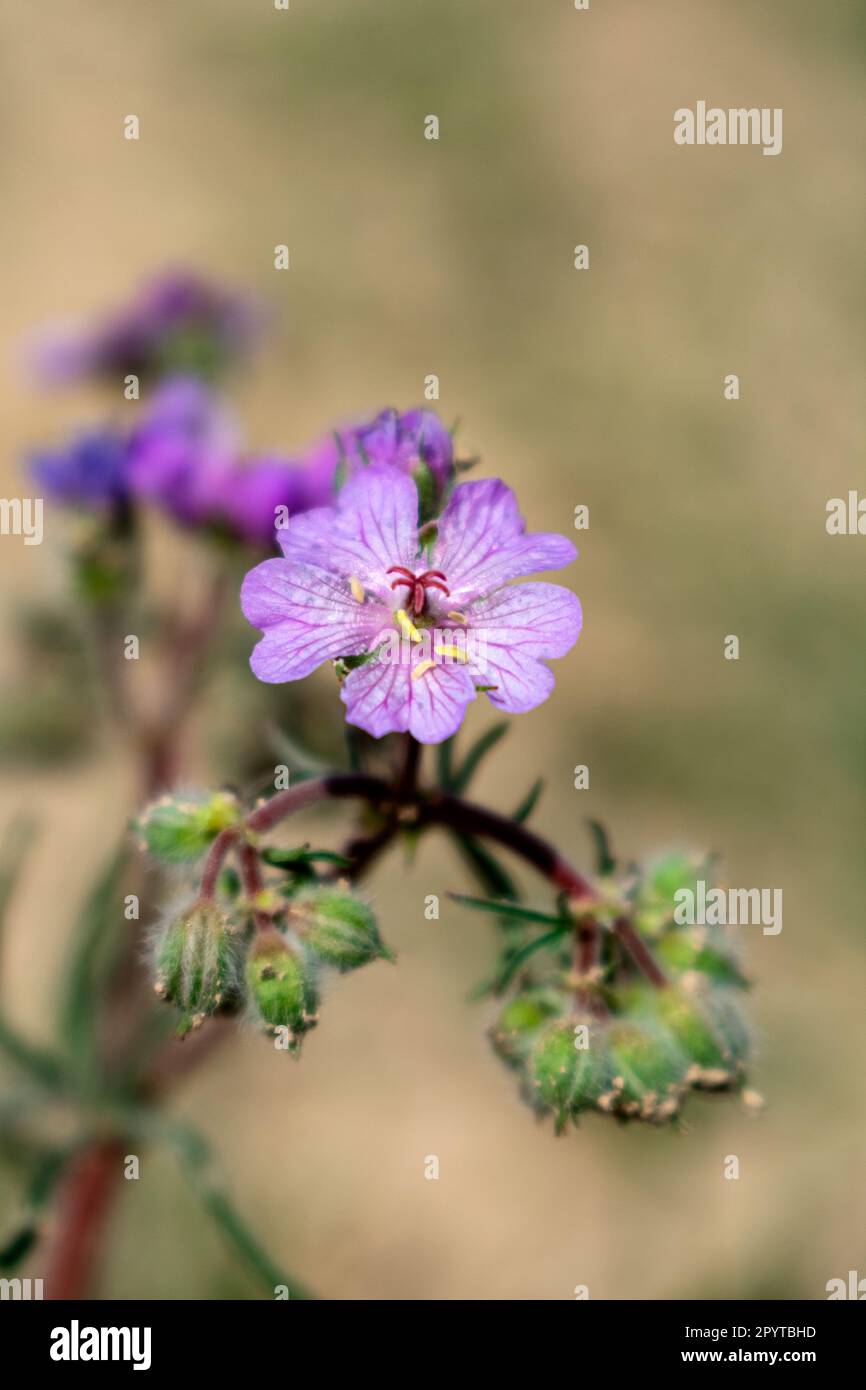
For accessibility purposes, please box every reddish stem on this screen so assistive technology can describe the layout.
[44,1140,125,1300]
[240,841,270,931]
[420,792,595,901]
[245,774,388,834]
[199,826,239,900]
[614,917,668,988]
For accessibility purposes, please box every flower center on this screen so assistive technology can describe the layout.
[386,565,450,616]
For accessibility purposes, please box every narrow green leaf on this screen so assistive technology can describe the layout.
[494,926,571,993]
[451,723,508,794]
[332,432,348,493]
[29,1147,70,1207]
[262,846,352,870]
[162,1120,313,1300]
[345,727,363,772]
[436,736,456,791]
[512,778,544,824]
[0,1147,72,1272]
[587,819,616,875]
[466,972,501,1002]
[448,891,565,928]
[0,1226,36,1269]
[0,818,56,1088]
[0,1019,66,1089]
[0,815,37,940]
[453,834,518,902]
[57,845,128,1069]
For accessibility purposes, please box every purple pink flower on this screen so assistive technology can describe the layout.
[125,378,335,546]
[127,377,239,527]
[303,407,455,520]
[240,466,581,743]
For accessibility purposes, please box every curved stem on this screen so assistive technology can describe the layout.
[245,774,390,834]
[204,774,670,992]
[239,773,597,903]
[420,793,595,901]
[199,826,238,901]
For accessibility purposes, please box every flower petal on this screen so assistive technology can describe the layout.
[462,582,582,713]
[472,648,556,713]
[467,583,582,659]
[277,465,419,597]
[341,651,476,743]
[432,479,576,602]
[241,558,385,683]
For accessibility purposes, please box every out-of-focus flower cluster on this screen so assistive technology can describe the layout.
[25,269,460,550]
[28,267,262,387]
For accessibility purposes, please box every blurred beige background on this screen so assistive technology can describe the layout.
[1,0,865,1297]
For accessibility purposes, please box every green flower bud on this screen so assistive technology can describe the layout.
[290,889,393,972]
[489,990,562,1071]
[654,987,747,1090]
[633,851,707,938]
[246,930,319,1049]
[154,903,243,1036]
[600,1022,686,1122]
[137,790,240,863]
[528,1018,602,1134]
[656,930,748,988]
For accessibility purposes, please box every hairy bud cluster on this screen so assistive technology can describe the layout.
[152,882,391,1050]
[488,852,753,1130]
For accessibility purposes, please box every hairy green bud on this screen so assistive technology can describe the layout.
[489,990,562,1070]
[600,1022,686,1122]
[154,903,243,1036]
[633,851,707,938]
[654,987,746,1090]
[290,889,392,972]
[528,1018,602,1134]
[656,929,748,988]
[246,929,319,1049]
[138,790,240,864]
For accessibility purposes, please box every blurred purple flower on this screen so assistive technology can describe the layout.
[240,466,581,743]
[29,269,262,386]
[127,377,239,527]
[127,377,332,546]
[215,456,331,548]
[29,427,129,508]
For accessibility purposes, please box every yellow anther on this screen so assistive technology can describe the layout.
[349,576,365,603]
[395,608,423,642]
[434,644,470,663]
[411,659,437,682]
[447,610,468,624]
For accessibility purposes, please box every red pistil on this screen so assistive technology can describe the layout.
[387,566,450,615]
